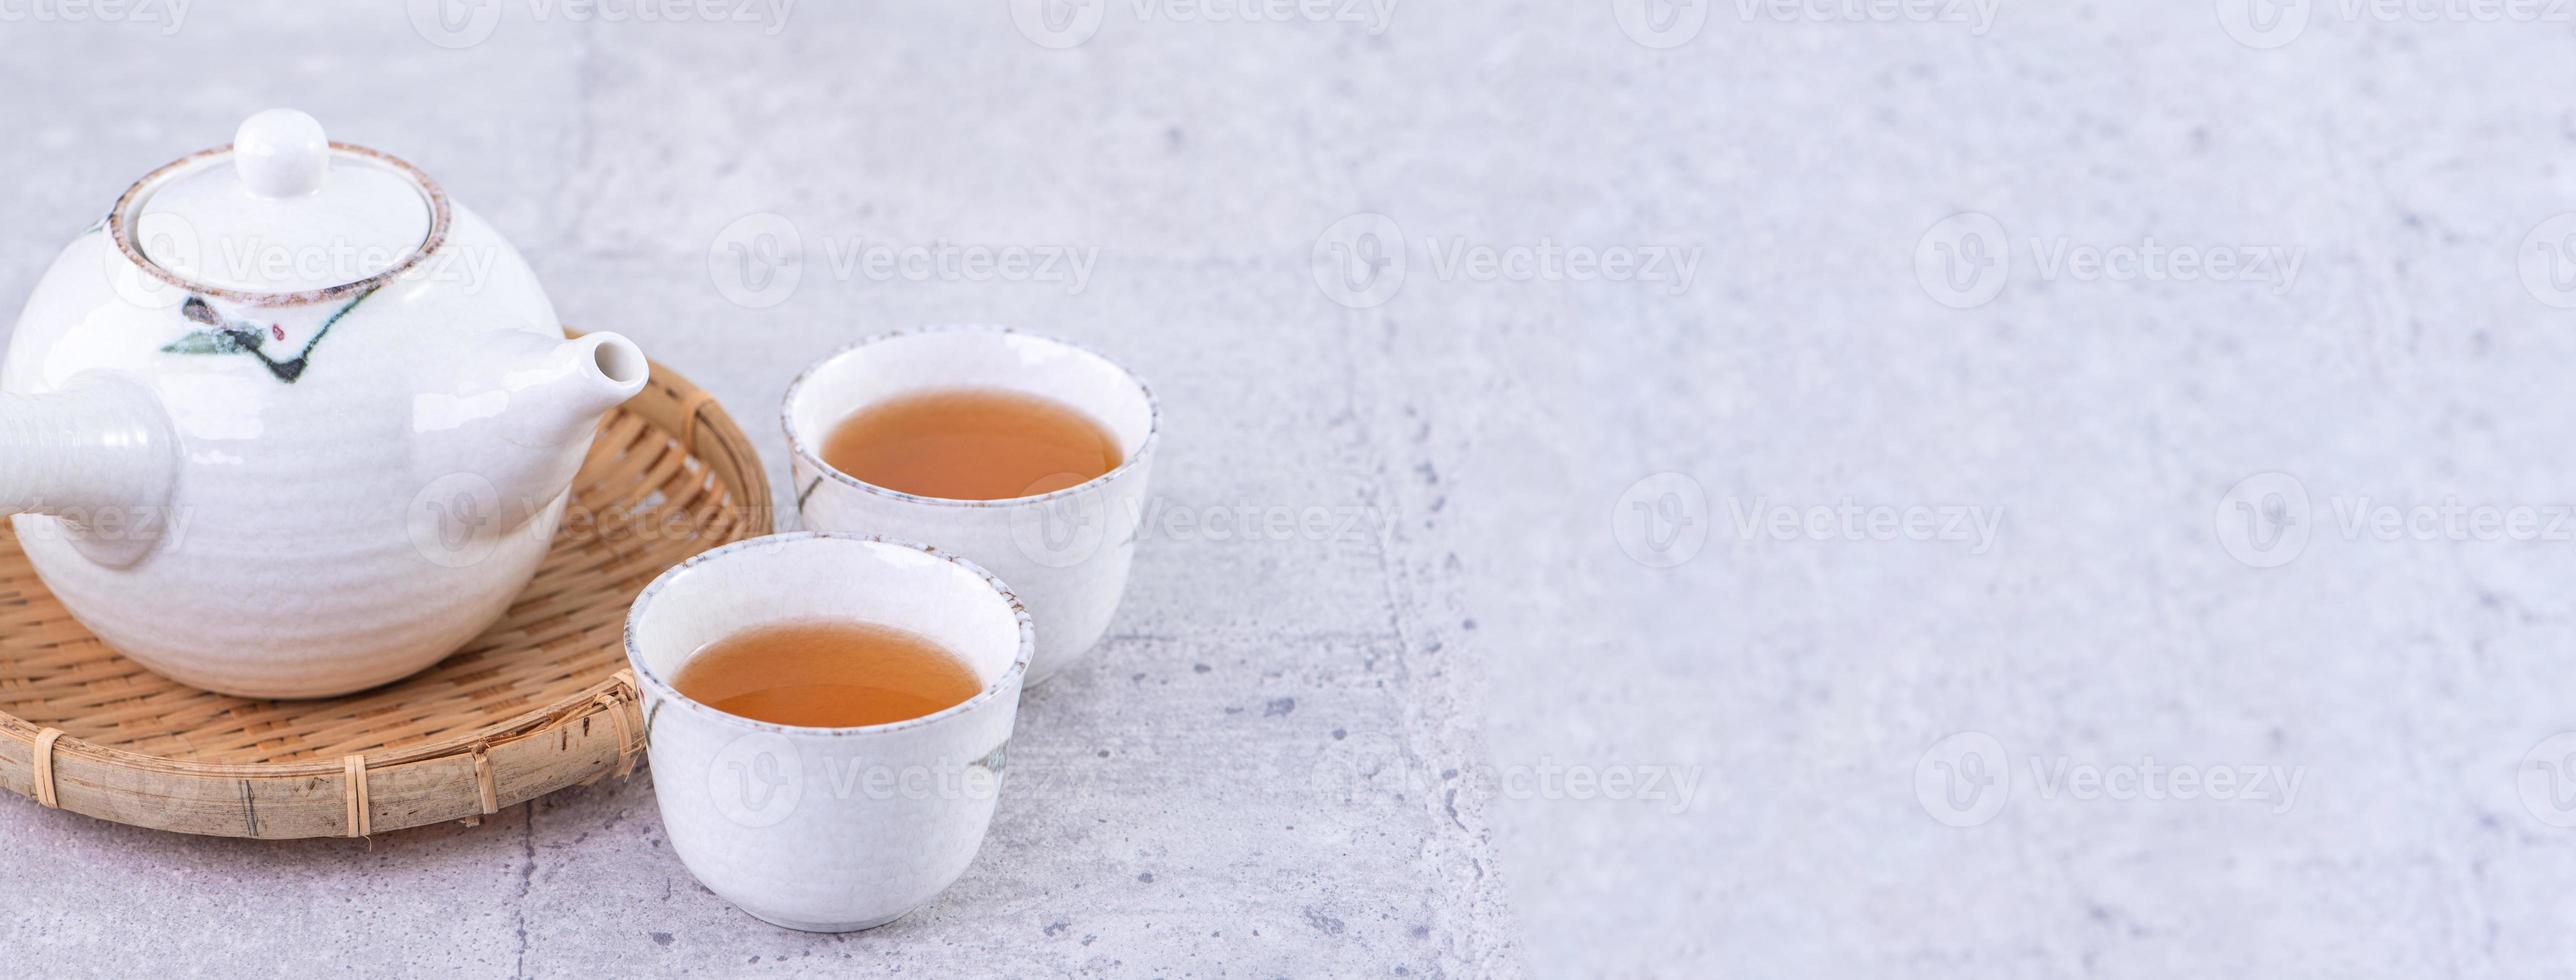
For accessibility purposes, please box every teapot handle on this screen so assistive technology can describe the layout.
[0,374,180,567]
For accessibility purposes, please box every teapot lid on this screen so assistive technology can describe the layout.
[113,109,449,305]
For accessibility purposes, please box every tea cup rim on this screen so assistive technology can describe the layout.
[623,532,1036,737]
[778,325,1162,510]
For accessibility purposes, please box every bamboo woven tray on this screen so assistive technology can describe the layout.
[0,347,771,838]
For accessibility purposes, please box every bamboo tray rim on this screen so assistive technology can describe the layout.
[0,340,772,837]
[0,674,638,778]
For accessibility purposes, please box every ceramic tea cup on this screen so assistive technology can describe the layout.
[783,327,1159,685]
[626,532,1032,932]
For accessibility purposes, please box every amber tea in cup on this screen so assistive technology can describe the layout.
[785,328,1160,685]
[627,533,1032,931]
[672,619,983,727]
[819,387,1123,500]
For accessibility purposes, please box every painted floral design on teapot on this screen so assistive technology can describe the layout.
[162,293,370,383]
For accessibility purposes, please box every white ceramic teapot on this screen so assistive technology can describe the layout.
[0,109,646,698]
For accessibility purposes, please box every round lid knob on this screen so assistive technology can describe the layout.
[131,109,434,296]
[232,109,329,198]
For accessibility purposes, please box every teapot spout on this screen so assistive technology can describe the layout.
[526,333,650,447]
[0,376,180,567]
[413,331,647,517]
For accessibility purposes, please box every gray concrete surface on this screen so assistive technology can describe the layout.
[6,2,2576,977]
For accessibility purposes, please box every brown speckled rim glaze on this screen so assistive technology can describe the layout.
[624,533,1036,738]
[108,141,452,308]
[780,325,1163,509]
